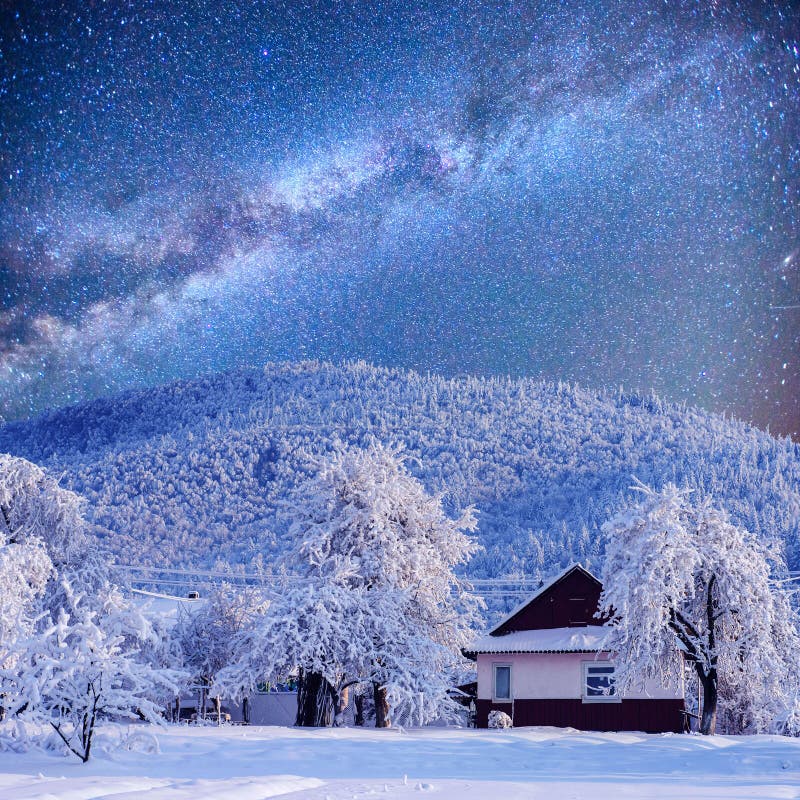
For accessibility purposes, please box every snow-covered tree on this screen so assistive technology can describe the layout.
[0,537,52,677]
[1,581,182,761]
[5,362,800,605]
[221,441,482,727]
[0,454,184,756]
[135,613,188,723]
[0,453,88,566]
[598,482,800,735]
[174,586,266,721]
[0,453,112,631]
[0,455,80,700]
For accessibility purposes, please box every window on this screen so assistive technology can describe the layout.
[493,664,511,701]
[582,662,619,703]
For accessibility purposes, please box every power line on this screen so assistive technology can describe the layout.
[113,565,542,586]
[116,565,800,599]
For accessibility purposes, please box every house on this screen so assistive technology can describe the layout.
[463,564,685,732]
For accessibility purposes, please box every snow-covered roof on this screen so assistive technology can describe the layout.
[464,625,610,656]
[488,562,601,636]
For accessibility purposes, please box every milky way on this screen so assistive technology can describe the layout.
[1,1,798,438]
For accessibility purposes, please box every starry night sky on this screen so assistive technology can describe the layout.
[1,1,798,438]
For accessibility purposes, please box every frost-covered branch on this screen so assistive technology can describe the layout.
[599,482,800,735]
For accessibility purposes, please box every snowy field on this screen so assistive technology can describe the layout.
[2,725,800,800]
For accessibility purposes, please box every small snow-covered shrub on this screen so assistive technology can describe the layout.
[1,584,183,762]
[773,690,800,737]
[122,730,161,755]
[488,710,512,729]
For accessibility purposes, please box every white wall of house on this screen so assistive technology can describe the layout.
[476,652,683,701]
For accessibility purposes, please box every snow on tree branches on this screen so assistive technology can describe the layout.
[0,453,112,629]
[0,454,183,759]
[0,454,78,672]
[598,482,800,735]
[1,582,182,761]
[0,537,51,673]
[0,453,89,566]
[220,441,482,727]
[175,586,266,722]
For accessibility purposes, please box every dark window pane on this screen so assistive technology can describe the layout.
[586,665,616,696]
[495,666,511,699]
[586,678,613,695]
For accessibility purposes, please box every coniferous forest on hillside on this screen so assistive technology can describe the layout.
[1,361,798,583]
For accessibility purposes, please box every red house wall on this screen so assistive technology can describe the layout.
[476,698,685,733]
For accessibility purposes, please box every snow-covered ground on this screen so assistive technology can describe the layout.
[2,724,800,800]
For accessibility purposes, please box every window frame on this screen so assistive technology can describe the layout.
[492,663,512,702]
[582,661,620,704]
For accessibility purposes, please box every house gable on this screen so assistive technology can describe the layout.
[491,563,604,634]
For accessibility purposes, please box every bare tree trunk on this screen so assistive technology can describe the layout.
[242,695,250,725]
[373,682,390,728]
[699,575,719,735]
[199,682,209,721]
[334,685,349,726]
[354,692,365,727]
[295,669,335,727]
[82,695,98,763]
[0,504,15,541]
[669,575,720,736]
[699,670,718,735]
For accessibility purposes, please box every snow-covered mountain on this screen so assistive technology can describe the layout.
[1,361,798,579]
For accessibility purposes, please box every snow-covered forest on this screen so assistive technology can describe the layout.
[3,366,800,764]
[1,361,798,582]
